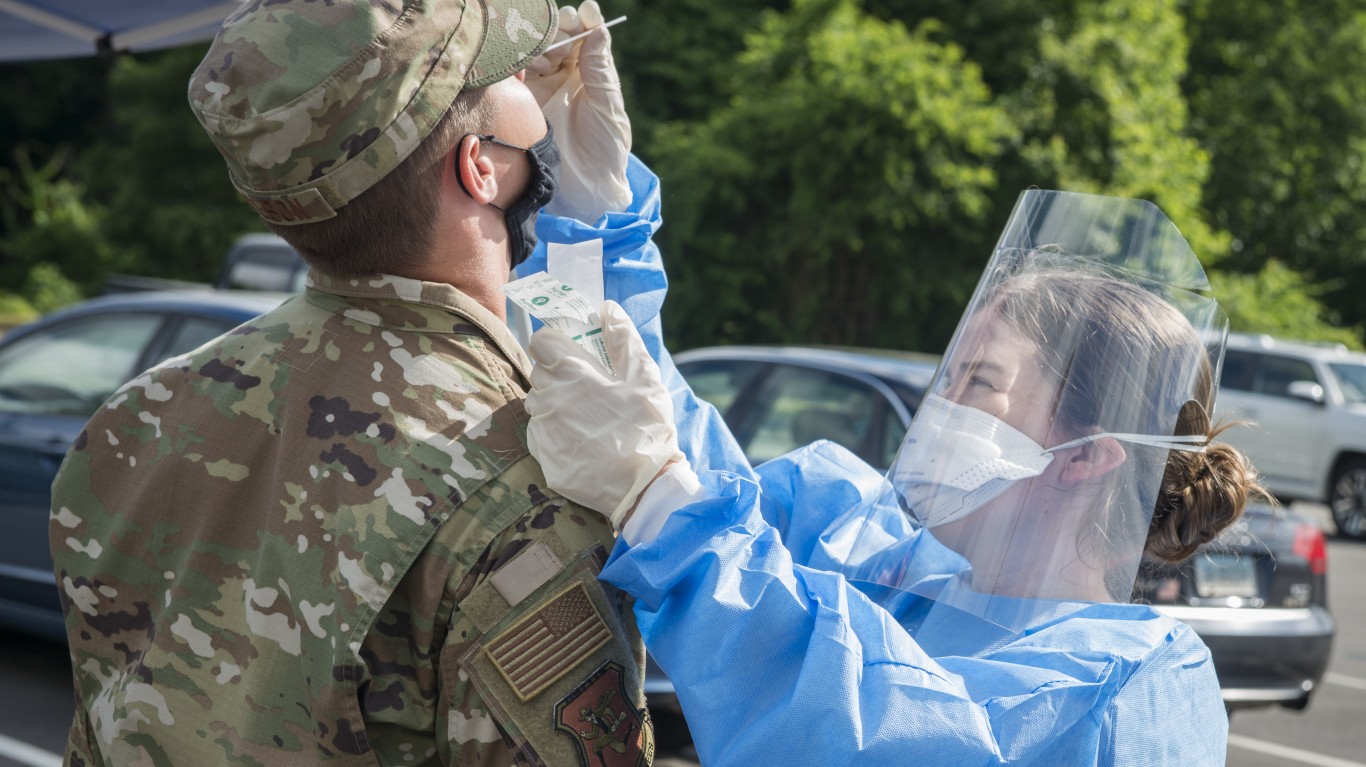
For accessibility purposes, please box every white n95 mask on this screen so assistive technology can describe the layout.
[891,394,1207,529]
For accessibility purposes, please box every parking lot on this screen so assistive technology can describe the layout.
[0,503,1360,766]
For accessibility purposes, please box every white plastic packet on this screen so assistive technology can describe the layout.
[502,271,615,376]
[547,239,604,306]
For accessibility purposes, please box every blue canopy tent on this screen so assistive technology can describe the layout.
[0,0,239,62]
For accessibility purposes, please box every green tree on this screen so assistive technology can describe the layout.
[81,45,263,284]
[609,0,786,155]
[1213,261,1363,349]
[894,0,1227,261]
[654,0,1015,351]
[0,56,111,190]
[1183,0,1366,337]
[0,149,119,295]
[0,293,37,331]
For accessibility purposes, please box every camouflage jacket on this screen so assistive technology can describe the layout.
[50,272,654,767]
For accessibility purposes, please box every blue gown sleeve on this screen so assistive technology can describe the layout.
[524,155,754,480]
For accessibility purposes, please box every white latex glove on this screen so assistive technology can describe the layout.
[525,300,682,527]
[526,1,632,224]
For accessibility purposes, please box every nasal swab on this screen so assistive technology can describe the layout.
[542,16,627,52]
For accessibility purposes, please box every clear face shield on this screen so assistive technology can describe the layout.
[840,190,1228,639]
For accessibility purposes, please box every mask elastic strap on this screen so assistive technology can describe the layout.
[1047,432,1208,454]
[452,133,527,204]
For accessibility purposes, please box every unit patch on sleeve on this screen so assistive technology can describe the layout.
[553,661,654,767]
[485,581,612,701]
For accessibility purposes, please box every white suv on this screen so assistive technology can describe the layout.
[1214,333,1366,538]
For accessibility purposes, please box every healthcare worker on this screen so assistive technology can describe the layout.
[523,190,1268,766]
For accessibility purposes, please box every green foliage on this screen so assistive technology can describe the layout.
[609,0,785,154]
[1184,0,1366,333]
[0,149,120,295]
[81,46,264,285]
[1211,261,1363,350]
[0,292,38,332]
[901,0,1226,260]
[1037,0,1224,260]
[0,57,110,178]
[25,263,84,314]
[1,0,1361,353]
[656,0,1015,352]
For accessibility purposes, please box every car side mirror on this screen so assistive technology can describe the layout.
[1287,380,1326,406]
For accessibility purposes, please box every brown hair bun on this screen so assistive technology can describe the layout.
[1147,425,1271,563]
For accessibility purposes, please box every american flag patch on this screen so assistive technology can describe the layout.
[485,582,612,701]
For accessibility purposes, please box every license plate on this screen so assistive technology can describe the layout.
[1194,554,1258,598]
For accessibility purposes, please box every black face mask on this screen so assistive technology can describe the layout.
[456,125,561,268]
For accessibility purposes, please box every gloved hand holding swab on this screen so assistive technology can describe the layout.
[527,1,633,223]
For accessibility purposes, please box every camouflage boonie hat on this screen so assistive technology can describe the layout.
[189,0,557,226]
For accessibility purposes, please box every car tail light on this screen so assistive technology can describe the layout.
[1293,523,1328,576]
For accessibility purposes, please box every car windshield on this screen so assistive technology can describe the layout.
[1329,362,1366,405]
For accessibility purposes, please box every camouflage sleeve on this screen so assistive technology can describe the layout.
[435,457,653,767]
[50,445,101,767]
[62,703,98,767]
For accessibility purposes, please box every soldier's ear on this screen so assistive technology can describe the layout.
[450,135,499,205]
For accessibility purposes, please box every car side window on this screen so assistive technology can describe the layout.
[1251,354,1319,399]
[163,317,235,358]
[879,379,929,469]
[0,313,163,417]
[878,407,907,470]
[674,359,765,416]
[1330,363,1366,406]
[1220,351,1254,392]
[739,365,879,466]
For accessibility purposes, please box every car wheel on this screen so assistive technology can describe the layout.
[1330,458,1366,540]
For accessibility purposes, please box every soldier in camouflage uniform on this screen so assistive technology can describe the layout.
[49,1,653,765]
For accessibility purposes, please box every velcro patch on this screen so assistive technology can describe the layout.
[485,582,610,701]
[554,661,653,767]
[490,541,564,607]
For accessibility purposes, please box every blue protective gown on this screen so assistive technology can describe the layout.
[530,159,1229,766]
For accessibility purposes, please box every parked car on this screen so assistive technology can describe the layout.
[674,345,941,471]
[674,344,1335,712]
[0,289,289,640]
[101,233,307,296]
[1135,503,1334,711]
[217,233,309,293]
[1213,332,1366,539]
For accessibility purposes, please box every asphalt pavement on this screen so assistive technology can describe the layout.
[2,503,1363,767]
